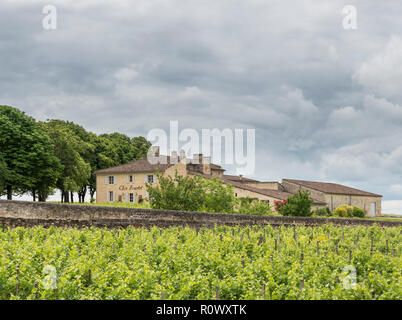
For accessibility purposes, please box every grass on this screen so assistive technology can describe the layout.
[49,201,151,209]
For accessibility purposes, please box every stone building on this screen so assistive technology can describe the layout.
[281,179,382,217]
[95,147,381,216]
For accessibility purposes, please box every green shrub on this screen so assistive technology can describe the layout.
[237,199,278,216]
[333,205,354,217]
[311,207,332,217]
[146,171,236,213]
[333,206,348,217]
[352,206,365,218]
[280,190,313,217]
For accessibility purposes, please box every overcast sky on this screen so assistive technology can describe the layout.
[1,0,401,210]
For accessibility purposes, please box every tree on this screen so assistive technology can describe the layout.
[237,197,277,216]
[0,106,61,200]
[41,120,91,203]
[131,136,151,160]
[280,190,314,217]
[0,155,10,195]
[146,171,206,211]
[201,178,236,213]
[146,173,237,213]
[99,133,135,165]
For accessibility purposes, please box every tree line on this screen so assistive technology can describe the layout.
[0,105,151,202]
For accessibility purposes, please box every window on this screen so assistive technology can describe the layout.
[129,175,134,183]
[235,193,238,197]
[108,191,114,202]
[129,193,135,203]
[147,175,154,183]
[108,176,115,185]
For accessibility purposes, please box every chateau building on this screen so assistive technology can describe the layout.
[94,147,382,216]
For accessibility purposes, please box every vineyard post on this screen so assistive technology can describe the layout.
[300,252,304,264]
[261,284,266,299]
[349,249,352,263]
[161,292,165,300]
[54,288,59,299]
[386,239,389,253]
[392,248,396,257]
[35,283,39,299]
[241,256,245,268]
[316,241,319,256]
[16,265,20,296]
[216,286,219,300]
[300,279,304,291]
[88,269,92,286]
[335,241,339,255]
[342,230,344,243]
[370,237,374,254]
[274,239,277,251]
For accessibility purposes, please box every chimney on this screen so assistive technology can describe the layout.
[179,149,186,163]
[193,153,203,164]
[151,146,160,157]
[202,156,211,175]
[239,175,243,183]
[147,146,160,164]
[171,150,178,164]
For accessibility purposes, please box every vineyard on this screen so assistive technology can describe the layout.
[0,224,400,300]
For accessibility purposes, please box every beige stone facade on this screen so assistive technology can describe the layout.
[95,148,382,215]
[282,180,382,217]
[96,161,187,203]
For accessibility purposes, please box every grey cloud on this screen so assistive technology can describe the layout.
[1,0,402,202]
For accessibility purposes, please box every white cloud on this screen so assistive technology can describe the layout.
[353,35,402,98]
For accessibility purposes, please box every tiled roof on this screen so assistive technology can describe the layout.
[189,173,325,204]
[283,179,382,197]
[224,178,326,204]
[210,164,225,171]
[94,156,175,174]
[223,175,259,183]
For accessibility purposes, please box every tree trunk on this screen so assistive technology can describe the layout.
[89,188,96,201]
[70,192,74,203]
[32,190,36,202]
[61,190,64,203]
[6,185,12,200]
[64,191,69,203]
[79,186,87,203]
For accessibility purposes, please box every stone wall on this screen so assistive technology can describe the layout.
[0,200,400,229]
